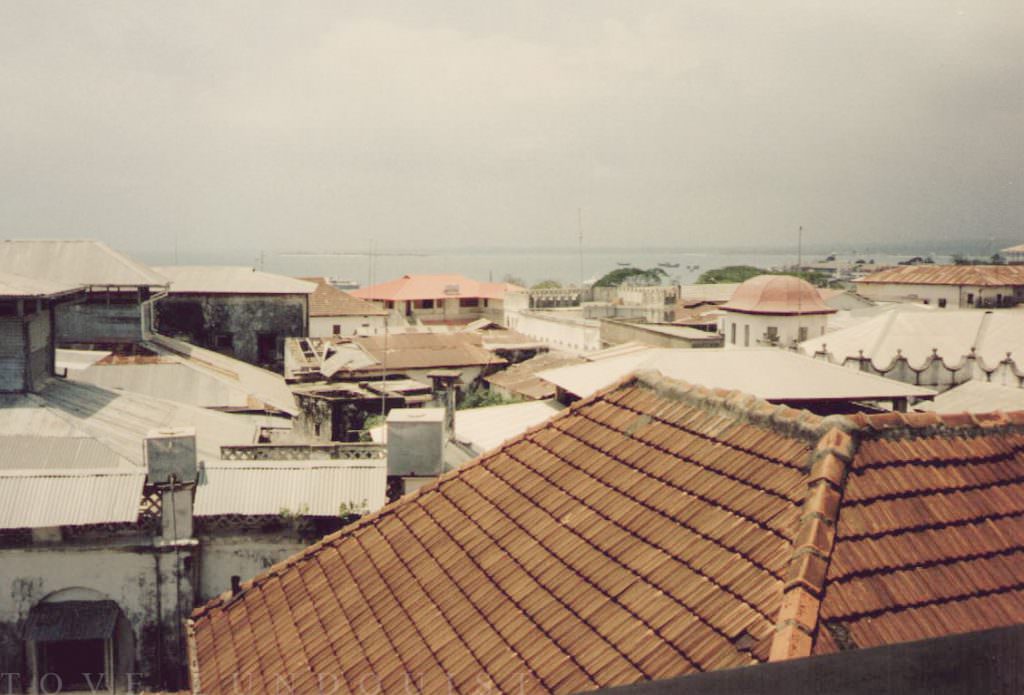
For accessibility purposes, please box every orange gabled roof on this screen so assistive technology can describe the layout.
[351,274,523,302]
[855,264,1024,287]
[187,374,1024,694]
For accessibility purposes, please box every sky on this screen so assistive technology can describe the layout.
[0,1,1021,259]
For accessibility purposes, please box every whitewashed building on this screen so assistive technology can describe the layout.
[854,265,1024,309]
[719,275,835,348]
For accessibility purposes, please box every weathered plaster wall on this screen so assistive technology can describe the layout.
[155,294,307,368]
[309,315,386,338]
[196,534,309,603]
[0,545,163,685]
[55,298,145,345]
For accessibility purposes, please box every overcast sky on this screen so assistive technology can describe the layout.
[1,1,1021,256]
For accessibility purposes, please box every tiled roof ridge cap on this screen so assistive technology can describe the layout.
[632,369,844,444]
[769,422,860,663]
[849,410,1024,440]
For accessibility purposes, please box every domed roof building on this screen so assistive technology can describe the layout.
[720,275,835,347]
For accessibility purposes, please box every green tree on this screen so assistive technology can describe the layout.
[531,279,562,289]
[696,265,763,284]
[697,265,831,288]
[593,267,668,288]
[458,385,522,409]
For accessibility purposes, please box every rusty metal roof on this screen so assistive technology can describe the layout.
[855,264,1024,287]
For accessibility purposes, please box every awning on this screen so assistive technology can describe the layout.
[23,600,120,642]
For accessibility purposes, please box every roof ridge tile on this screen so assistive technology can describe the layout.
[769,423,858,662]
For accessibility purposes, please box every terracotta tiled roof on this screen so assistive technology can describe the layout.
[188,375,1024,694]
[299,277,388,317]
[815,409,1024,654]
[352,333,506,371]
[721,275,835,315]
[351,274,523,302]
[855,264,1024,287]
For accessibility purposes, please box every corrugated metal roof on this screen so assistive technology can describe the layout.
[0,470,144,528]
[194,462,387,517]
[28,380,260,465]
[155,266,316,294]
[538,347,935,402]
[67,362,255,410]
[300,276,388,317]
[0,240,168,287]
[453,399,563,454]
[917,381,1024,414]
[354,333,506,371]
[147,334,298,415]
[0,270,81,298]
[0,436,126,470]
[484,351,584,399]
[855,264,1024,287]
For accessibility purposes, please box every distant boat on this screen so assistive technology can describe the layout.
[658,262,680,268]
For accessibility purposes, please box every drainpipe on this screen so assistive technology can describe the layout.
[141,286,170,340]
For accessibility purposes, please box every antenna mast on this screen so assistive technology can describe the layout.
[578,208,584,288]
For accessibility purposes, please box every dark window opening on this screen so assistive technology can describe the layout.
[938,298,947,308]
[213,334,233,351]
[332,324,341,335]
[459,298,480,308]
[257,333,278,363]
[967,293,975,305]
[39,639,106,692]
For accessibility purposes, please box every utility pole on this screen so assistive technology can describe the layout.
[797,226,803,272]
[578,208,584,288]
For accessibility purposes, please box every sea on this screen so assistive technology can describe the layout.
[137,245,959,288]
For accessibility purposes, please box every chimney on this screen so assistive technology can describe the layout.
[427,370,461,441]
[145,428,198,542]
[386,408,445,480]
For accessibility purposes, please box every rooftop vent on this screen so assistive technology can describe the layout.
[144,427,198,485]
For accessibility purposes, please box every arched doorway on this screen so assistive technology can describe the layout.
[24,589,135,694]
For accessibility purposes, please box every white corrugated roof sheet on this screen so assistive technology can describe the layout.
[59,336,299,416]
[155,266,316,294]
[0,270,81,298]
[538,348,935,402]
[803,308,1024,367]
[453,400,564,454]
[0,240,168,287]
[194,462,387,517]
[916,380,1024,414]
[22,380,260,465]
[0,471,144,529]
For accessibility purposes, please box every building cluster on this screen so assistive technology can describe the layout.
[3,239,1024,693]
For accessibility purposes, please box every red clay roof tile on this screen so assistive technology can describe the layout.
[189,374,1024,693]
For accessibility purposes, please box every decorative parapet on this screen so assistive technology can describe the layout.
[806,345,1024,392]
[219,442,386,461]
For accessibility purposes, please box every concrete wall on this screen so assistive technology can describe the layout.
[155,294,308,368]
[0,543,174,688]
[0,308,52,393]
[721,312,828,349]
[504,310,601,352]
[309,315,386,338]
[599,319,722,349]
[196,534,308,603]
[55,297,145,345]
